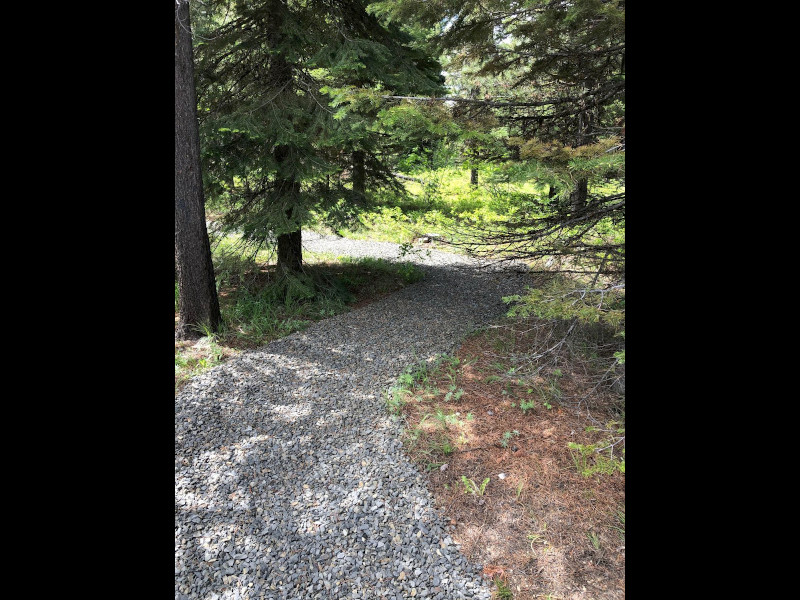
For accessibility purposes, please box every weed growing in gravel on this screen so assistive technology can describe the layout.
[385,387,408,415]
[387,359,438,414]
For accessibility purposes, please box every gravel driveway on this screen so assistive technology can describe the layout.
[175,232,529,599]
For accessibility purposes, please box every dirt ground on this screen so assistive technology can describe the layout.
[396,319,625,600]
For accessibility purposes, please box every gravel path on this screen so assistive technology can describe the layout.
[175,232,529,600]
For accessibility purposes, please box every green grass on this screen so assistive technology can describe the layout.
[176,244,426,393]
[494,578,514,599]
[328,162,623,250]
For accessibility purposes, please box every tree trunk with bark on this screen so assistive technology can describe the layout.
[570,91,592,213]
[277,225,303,275]
[274,144,303,276]
[352,150,366,202]
[470,167,478,187]
[175,0,221,339]
[267,7,304,279]
[570,178,588,212]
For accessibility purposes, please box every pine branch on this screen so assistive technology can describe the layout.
[381,82,621,109]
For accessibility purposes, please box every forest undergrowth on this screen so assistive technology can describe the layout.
[175,244,425,392]
[388,301,625,600]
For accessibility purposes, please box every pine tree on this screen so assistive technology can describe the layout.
[192,0,444,294]
[372,0,625,278]
[175,0,221,340]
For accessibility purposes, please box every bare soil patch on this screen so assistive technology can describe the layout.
[397,319,625,599]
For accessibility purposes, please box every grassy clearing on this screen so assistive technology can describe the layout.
[330,165,540,244]
[327,163,622,251]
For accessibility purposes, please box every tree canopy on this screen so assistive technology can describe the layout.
[380,0,624,266]
[177,0,625,332]
[191,0,446,284]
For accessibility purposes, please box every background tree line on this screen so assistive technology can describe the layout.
[176,0,624,341]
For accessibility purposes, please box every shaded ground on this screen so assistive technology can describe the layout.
[176,258,421,392]
[395,318,625,600]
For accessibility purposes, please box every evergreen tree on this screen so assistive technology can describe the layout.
[175,0,221,339]
[378,0,625,401]
[304,1,445,229]
[192,0,443,293]
[372,0,625,279]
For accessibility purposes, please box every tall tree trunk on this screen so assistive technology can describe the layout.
[175,0,220,340]
[267,4,303,278]
[569,178,588,212]
[274,144,303,276]
[352,150,366,203]
[470,167,478,187]
[277,222,302,275]
[570,86,592,213]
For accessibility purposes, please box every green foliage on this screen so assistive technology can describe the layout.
[178,238,427,390]
[387,356,440,413]
[433,439,454,456]
[494,578,514,600]
[504,277,625,332]
[460,475,490,496]
[614,331,626,364]
[567,419,625,477]
[193,0,446,263]
[396,261,425,284]
[386,386,408,415]
[334,159,623,254]
[587,531,601,551]
[500,430,520,448]
[610,508,625,541]
[369,0,626,304]
[174,335,226,392]
[444,385,464,402]
[376,102,460,161]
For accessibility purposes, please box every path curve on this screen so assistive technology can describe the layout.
[175,233,530,600]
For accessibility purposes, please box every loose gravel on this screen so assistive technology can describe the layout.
[175,232,530,599]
